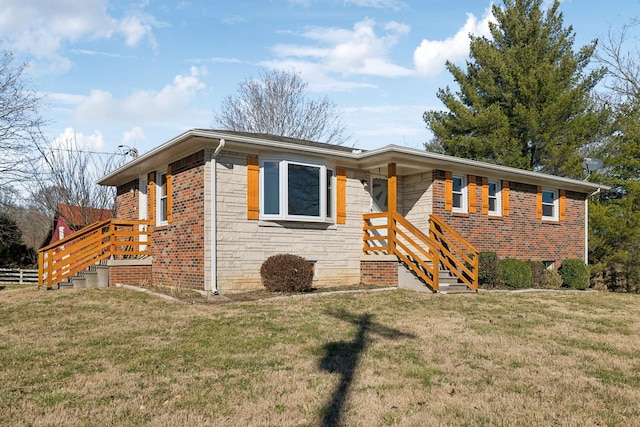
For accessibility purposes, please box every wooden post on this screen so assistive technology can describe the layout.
[388,163,397,255]
[46,251,53,289]
[38,252,44,287]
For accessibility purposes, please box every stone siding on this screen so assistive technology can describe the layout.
[215,151,371,290]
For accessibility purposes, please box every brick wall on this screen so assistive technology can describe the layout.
[432,170,586,265]
[360,259,398,286]
[115,179,139,220]
[151,151,206,290]
[109,264,152,286]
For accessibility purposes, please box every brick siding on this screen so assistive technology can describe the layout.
[360,259,398,286]
[109,265,152,286]
[432,170,586,265]
[151,151,206,290]
[115,179,139,220]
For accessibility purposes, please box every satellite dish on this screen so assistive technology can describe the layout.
[582,158,603,173]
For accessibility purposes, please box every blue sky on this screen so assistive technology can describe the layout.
[0,0,637,157]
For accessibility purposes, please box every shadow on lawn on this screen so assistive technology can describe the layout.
[318,309,416,427]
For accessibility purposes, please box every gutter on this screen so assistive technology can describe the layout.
[209,138,225,296]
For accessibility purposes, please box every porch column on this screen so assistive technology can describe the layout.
[388,163,397,254]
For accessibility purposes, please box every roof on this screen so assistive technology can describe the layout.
[56,203,112,228]
[207,130,360,153]
[97,129,609,194]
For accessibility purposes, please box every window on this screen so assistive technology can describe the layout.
[488,180,501,216]
[452,175,467,213]
[157,171,168,225]
[541,189,558,220]
[260,159,334,222]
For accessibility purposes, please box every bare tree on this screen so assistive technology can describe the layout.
[596,20,640,103]
[30,137,124,228]
[213,69,350,145]
[0,41,46,189]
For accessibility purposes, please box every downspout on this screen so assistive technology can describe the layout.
[210,138,225,295]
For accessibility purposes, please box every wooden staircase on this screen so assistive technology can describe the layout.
[38,219,150,290]
[363,212,478,292]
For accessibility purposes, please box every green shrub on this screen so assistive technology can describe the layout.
[260,254,314,292]
[542,269,563,289]
[559,258,590,290]
[526,260,546,288]
[500,258,532,289]
[479,252,502,286]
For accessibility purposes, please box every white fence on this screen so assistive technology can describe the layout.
[0,268,39,284]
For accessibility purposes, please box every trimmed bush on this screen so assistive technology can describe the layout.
[260,254,314,292]
[559,258,590,290]
[526,260,546,288]
[500,258,532,289]
[479,252,502,286]
[542,269,563,289]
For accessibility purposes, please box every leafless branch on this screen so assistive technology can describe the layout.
[212,69,350,145]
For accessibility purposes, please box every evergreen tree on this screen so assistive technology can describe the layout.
[589,102,640,292]
[424,0,606,177]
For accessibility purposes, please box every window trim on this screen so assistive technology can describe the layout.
[488,179,502,216]
[541,188,559,221]
[259,158,335,223]
[451,174,468,213]
[156,169,168,226]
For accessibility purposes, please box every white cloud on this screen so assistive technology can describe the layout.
[344,0,406,10]
[413,7,494,78]
[74,66,206,123]
[267,18,413,88]
[52,127,105,151]
[122,126,145,145]
[0,0,160,62]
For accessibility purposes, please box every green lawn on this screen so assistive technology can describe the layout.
[1,286,639,426]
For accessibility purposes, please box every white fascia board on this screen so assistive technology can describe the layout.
[98,130,609,194]
[358,145,610,193]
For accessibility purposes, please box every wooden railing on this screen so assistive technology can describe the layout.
[363,211,478,291]
[38,219,151,289]
[429,214,478,291]
[363,211,439,290]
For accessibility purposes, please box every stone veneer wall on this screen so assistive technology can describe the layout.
[432,170,586,264]
[215,150,371,290]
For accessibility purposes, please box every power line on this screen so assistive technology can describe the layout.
[39,146,129,156]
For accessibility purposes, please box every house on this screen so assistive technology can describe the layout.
[39,129,607,293]
[41,203,112,248]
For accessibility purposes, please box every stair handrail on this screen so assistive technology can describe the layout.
[363,211,440,290]
[429,214,479,290]
[38,218,151,289]
[391,212,439,290]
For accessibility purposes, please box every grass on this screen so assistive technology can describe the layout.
[1,286,639,426]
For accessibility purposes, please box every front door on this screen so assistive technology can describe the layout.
[369,177,388,248]
[371,177,388,213]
